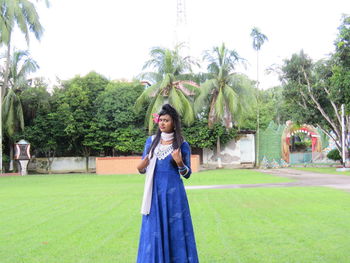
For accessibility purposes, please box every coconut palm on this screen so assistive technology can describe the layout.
[135,44,200,133]
[1,49,39,170]
[1,50,39,137]
[0,0,47,172]
[195,43,255,167]
[250,27,268,165]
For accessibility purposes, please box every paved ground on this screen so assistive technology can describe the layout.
[185,168,350,193]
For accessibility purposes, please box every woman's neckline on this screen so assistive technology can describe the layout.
[160,139,173,145]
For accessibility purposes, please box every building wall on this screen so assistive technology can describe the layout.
[30,157,96,173]
[96,155,200,175]
[28,155,200,174]
[202,134,255,166]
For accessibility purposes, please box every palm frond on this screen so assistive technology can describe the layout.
[214,88,224,120]
[137,71,162,83]
[169,87,184,115]
[147,94,164,133]
[223,84,238,117]
[177,89,195,126]
[134,83,160,113]
[194,79,216,113]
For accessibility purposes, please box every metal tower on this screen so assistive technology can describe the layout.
[174,0,189,47]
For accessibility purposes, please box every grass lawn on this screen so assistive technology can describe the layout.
[183,168,295,185]
[1,171,350,263]
[293,167,350,176]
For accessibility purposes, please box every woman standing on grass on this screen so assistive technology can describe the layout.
[136,104,199,263]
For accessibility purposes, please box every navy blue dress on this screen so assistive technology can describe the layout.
[137,136,199,263]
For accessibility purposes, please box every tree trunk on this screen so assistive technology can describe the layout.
[256,95,260,167]
[85,156,89,173]
[46,150,55,174]
[9,140,13,171]
[83,147,91,173]
[216,136,222,168]
[0,40,11,174]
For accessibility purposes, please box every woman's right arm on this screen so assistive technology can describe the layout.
[137,136,152,173]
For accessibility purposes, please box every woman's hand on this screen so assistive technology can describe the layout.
[137,155,149,173]
[171,149,184,167]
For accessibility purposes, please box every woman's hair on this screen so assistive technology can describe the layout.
[147,104,184,158]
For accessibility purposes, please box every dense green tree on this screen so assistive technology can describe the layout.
[19,78,51,126]
[22,111,66,173]
[280,50,349,164]
[194,43,255,167]
[135,44,200,133]
[52,72,109,170]
[183,119,238,149]
[242,86,290,130]
[95,81,147,155]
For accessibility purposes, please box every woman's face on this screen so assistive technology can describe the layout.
[158,114,174,133]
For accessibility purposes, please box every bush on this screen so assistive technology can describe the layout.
[327,149,342,162]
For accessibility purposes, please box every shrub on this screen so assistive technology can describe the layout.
[327,149,342,162]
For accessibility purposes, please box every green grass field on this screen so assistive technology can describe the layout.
[293,167,350,176]
[1,170,350,263]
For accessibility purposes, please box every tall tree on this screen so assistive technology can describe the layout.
[0,0,47,172]
[0,49,38,170]
[135,44,200,133]
[250,27,268,89]
[195,43,255,167]
[250,27,268,165]
[281,50,349,166]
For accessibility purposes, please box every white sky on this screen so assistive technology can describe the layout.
[12,0,350,89]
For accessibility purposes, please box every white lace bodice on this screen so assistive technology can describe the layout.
[154,143,173,160]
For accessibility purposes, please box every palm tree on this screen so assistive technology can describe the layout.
[1,49,39,171]
[0,0,47,172]
[195,43,255,168]
[250,27,268,166]
[250,27,268,89]
[135,44,200,133]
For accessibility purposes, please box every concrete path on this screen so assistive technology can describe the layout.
[185,168,350,193]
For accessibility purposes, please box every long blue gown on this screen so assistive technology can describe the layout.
[137,136,199,263]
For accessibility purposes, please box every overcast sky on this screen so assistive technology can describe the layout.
[13,0,350,89]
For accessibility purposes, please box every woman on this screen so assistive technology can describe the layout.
[136,104,199,263]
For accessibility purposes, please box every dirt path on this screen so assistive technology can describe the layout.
[185,168,350,193]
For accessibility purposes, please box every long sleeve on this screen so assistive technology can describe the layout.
[142,136,153,159]
[180,141,192,179]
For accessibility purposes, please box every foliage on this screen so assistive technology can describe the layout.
[241,86,290,130]
[183,119,238,149]
[95,81,148,155]
[279,15,350,164]
[195,44,254,128]
[21,112,66,160]
[1,50,39,138]
[19,78,51,126]
[135,44,200,132]
[331,14,350,112]
[111,127,148,155]
[95,81,145,129]
[327,148,342,163]
[280,50,348,158]
[250,27,268,51]
[54,72,110,156]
